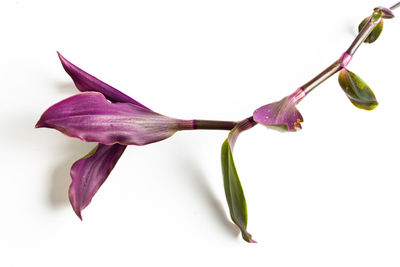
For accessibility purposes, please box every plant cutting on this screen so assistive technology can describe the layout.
[36,2,400,243]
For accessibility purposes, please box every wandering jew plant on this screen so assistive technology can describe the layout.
[36,3,400,242]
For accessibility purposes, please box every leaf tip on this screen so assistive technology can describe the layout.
[57,52,70,69]
[57,51,65,62]
[69,183,83,221]
[70,202,83,221]
[71,201,83,221]
[241,230,254,243]
[76,212,83,221]
[35,119,46,129]
[363,101,379,111]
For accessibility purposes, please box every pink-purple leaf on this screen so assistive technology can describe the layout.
[58,52,149,110]
[374,6,395,19]
[253,95,303,132]
[36,92,191,146]
[69,143,126,219]
[58,53,151,219]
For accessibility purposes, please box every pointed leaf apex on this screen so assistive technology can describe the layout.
[69,186,84,220]
[76,211,83,221]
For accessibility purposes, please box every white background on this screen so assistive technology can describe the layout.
[1,0,400,266]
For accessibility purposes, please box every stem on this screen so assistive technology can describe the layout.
[301,60,341,95]
[346,16,380,56]
[299,9,385,96]
[391,2,400,10]
[178,119,237,131]
[193,119,237,130]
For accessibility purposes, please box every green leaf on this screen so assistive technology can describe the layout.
[221,138,253,243]
[358,16,383,44]
[338,68,378,110]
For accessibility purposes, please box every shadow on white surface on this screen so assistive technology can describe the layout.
[0,109,91,209]
[177,154,240,238]
[346,24,358,37]
[48,142,94,208]
[53,80,78,93]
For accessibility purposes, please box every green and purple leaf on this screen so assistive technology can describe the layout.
[358,16,383,44]
[338,68,378,110]
[221,118,256,243]
[253,91,304,132]
[374,7,395,19]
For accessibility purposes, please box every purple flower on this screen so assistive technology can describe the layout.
[253,88,305,132]
[37,53,192,219]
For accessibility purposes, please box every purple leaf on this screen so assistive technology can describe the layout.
[57,54,148,219]
[374,6,395,19]
[36,92,192,145]
[69,143,126,220]
[253,91,304,132]
[56,54,155,219]
[57,52,149,110]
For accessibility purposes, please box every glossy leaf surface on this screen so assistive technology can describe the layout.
[221,118,256,243]
[36,92,190,145]
[358,16,383,43]
[58,52,149,109]
[338,68,378,110]
[253,96,303,132]
[69,144,126,219]
[221,139,253,242]
[58,53,150,218]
